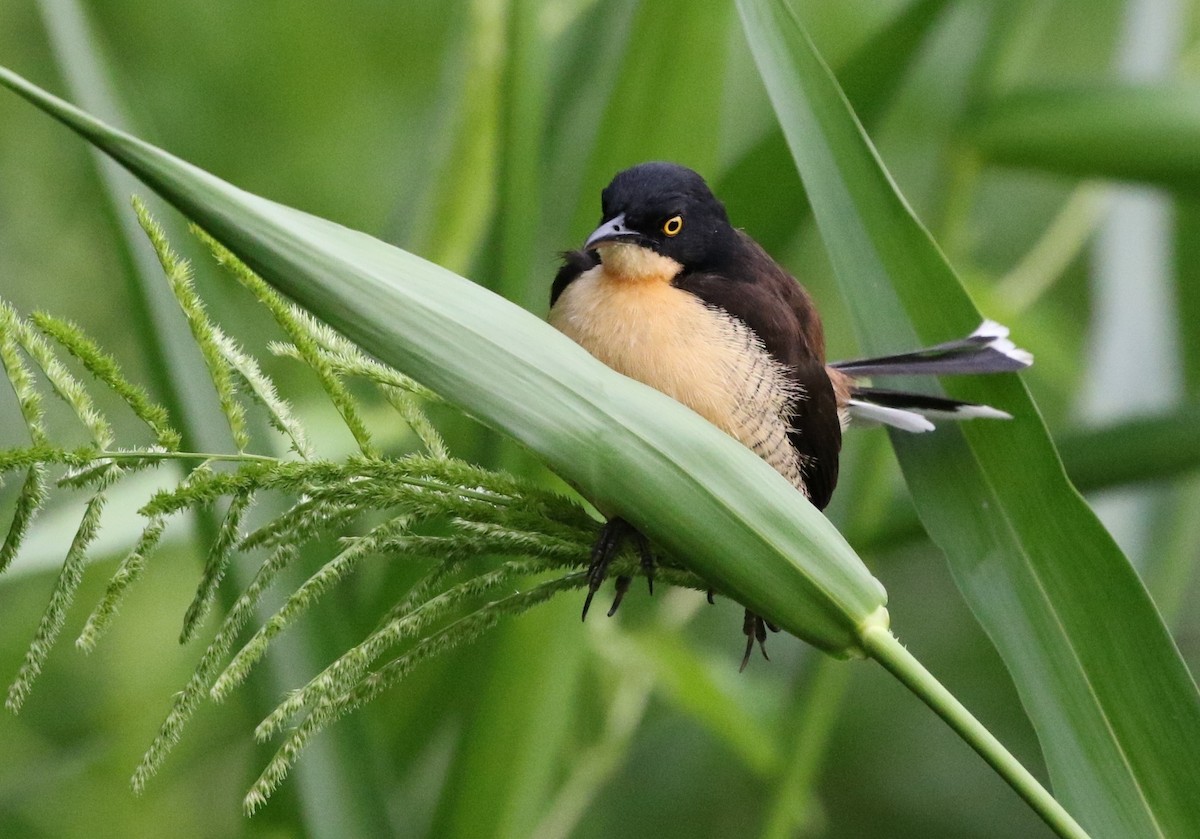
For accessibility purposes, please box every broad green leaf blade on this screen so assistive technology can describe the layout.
[719,0,953,253]
[859,407,1200,553]
[738,1,1200,837]
[0,66,886,656]
[971,85,1200,192]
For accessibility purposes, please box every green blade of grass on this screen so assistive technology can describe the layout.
[857,407,1200,553]
[970,84,1200,191]
[0,64,886,658]
[738,1,1200,836]
[718,0,953,253]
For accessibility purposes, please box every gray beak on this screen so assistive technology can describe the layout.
[584,213,640,250]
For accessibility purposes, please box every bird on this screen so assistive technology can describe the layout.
[548,161,1031,668]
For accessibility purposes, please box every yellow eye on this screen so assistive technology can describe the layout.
[662,215,683,237]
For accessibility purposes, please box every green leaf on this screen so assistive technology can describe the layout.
[738,1,1200,837]
[970,85,1200,192]
[719,0,953,253]
[1055,408,1200,492]
[0,64,885,660]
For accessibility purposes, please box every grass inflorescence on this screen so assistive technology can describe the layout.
[0,201,702,807]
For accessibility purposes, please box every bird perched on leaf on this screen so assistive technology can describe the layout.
[549,162,1031,668]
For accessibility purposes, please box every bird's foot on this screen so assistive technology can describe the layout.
[582,517,654,620]
[739,609,780,672]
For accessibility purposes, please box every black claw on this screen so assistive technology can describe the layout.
[608,575,632,617]
[638,530,657,597]
[738,610,773,670]
[706,589,716,605]
[739,609,755,672]
[582,517,655,620]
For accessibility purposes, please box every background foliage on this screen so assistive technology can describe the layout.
[1,1,1198,837]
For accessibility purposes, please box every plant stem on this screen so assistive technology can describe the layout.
[861,625,1091,839]
[97,449,278,464]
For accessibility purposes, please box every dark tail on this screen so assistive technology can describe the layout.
[830,319,1033,377]
[832,321,1032,433]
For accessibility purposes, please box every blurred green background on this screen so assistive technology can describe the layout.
[1,0,1198,836]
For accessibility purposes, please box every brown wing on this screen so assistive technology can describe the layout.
[673,233,841,509]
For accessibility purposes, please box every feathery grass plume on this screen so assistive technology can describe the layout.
[132,198,250,452]
[249,556,700,816]
[377,383,447,459]
[0,466,48,575]
[140,455,572,529]
[139,460,276,517]
[0,301,53,573]
[210,514,411,700]
[9,310,113,449]
[237,494,361,552]
[361,514,601,635]
[217,472,601,702]
[0,445,80,473]
[193,226,378,458]
[245,573,589,811]
[76,515,167,652]
[212,331,312,458]
[270,308,440,402]
[180,488,257,643]
[131,542,302,793]
[5,468,118,712]
[137,467,393,785]
[255,558,564,739]
[270,339,447,457]
[0,211,642,809]
[32,312,181,450]
[0,300,50,446]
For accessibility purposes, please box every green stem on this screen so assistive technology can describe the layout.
[97,450,539,508]
[96,449,278,464]
[861,625,1091,839]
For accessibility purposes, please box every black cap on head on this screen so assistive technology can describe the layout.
[589,162,737,271]
[600,162,725,222]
